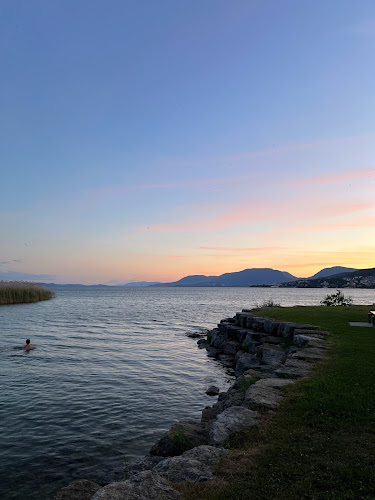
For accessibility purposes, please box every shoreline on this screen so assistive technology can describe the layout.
[55,306,331,499]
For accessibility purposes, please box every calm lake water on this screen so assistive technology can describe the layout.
[0,286,374,500]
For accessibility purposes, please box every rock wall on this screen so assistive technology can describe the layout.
[54,308,330,500]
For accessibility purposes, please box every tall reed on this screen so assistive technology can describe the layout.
[0,281,55,305]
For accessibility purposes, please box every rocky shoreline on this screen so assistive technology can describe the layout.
[55,308,330,500]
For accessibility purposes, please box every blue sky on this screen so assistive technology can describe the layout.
[1,0,374,284]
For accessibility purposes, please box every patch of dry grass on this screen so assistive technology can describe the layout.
[0,281,55,305]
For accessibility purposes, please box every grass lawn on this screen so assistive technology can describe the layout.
[177,305,375,500]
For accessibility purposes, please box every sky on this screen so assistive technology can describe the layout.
[0,0,374,284]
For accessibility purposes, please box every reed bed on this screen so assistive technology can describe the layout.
[0,281,55,305]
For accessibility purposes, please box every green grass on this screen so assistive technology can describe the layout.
[0,281,55,305]
[177,305,375,500]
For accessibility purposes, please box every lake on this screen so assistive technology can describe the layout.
[0,286,373,499]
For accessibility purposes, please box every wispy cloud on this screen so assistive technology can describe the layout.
[290,167,375,187]
[77,133,375,209]
[199,246,288,253]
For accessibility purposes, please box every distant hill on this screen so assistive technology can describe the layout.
[152,268,297,287]
[308,266,358,279]
[121,281,162,287]
[280,267,375,288]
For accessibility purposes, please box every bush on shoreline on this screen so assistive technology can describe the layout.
[0,281,55,305]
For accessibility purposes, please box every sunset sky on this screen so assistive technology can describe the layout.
[1,0,374,284]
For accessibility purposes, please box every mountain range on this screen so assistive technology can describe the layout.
[122,266,359,288]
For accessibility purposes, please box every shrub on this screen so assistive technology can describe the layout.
[320,289,352,307]
[239,376,257,392]
[255,299,281,308]
[172,432,194,453]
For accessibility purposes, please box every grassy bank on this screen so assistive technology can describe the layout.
[179,305,375,500]
[0,281,55,305]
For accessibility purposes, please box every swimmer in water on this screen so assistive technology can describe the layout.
[23,339,35,351]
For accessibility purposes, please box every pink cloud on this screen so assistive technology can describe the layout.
[290,167,375,187]
[199,246,289,253]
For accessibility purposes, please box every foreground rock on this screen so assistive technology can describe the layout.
[209,407,258,446]
[150,420,208,457]
[154,445,228,482]
[91,471,180,500]
[244,378,294,410]
[53,480,101,500]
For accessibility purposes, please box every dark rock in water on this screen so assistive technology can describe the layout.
[206,346,221,358]
[187,332,206,338]
[91,471,180,499]
[197,338,208,349]
[150,421,209,457]
[217,354,235,367]
[53,479,101,500]
[206,385,220,396]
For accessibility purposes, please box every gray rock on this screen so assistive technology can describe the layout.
[251,317,266,332]
[206,346,222,358]
[53,480,101,500]
[293,334,326,348]
[183,444,228,464]
[244,378,294,410]
[209,406,258,446]
[222,340,242,356]
[243,368,273,379]
[242,332,261,353]
[277,323,321,338]
[290,348,326,362]
[154,446,227,483]
[257,344,286,367]
[210,329,229,350]
[197,338,208,349]
[124,456,165,478]
[150,421,208,457]
[275,359,312,379]
[293,328,330,337]
[263,319,280,335]
[206,385,220,396]
[91,471,180,500]
[226,326,248,343]
[217,354,235,367]
[235,351,259,376]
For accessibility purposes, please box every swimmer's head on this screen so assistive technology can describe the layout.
[26,339,30,345]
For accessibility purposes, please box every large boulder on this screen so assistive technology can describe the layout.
[124,456,166,479]
[244,378,294,410]
[257,344,286,367]
[263,319,281,335]
[293,334,326,348]
[154,446,228,483]
[150,421,208,457]
[209,406,258,446]
[235,351,259,377]
[54,480,101,500]
[222,341,242,356]
[91,471,180,500]
[275,359,312,379]
[290,348,326,362]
